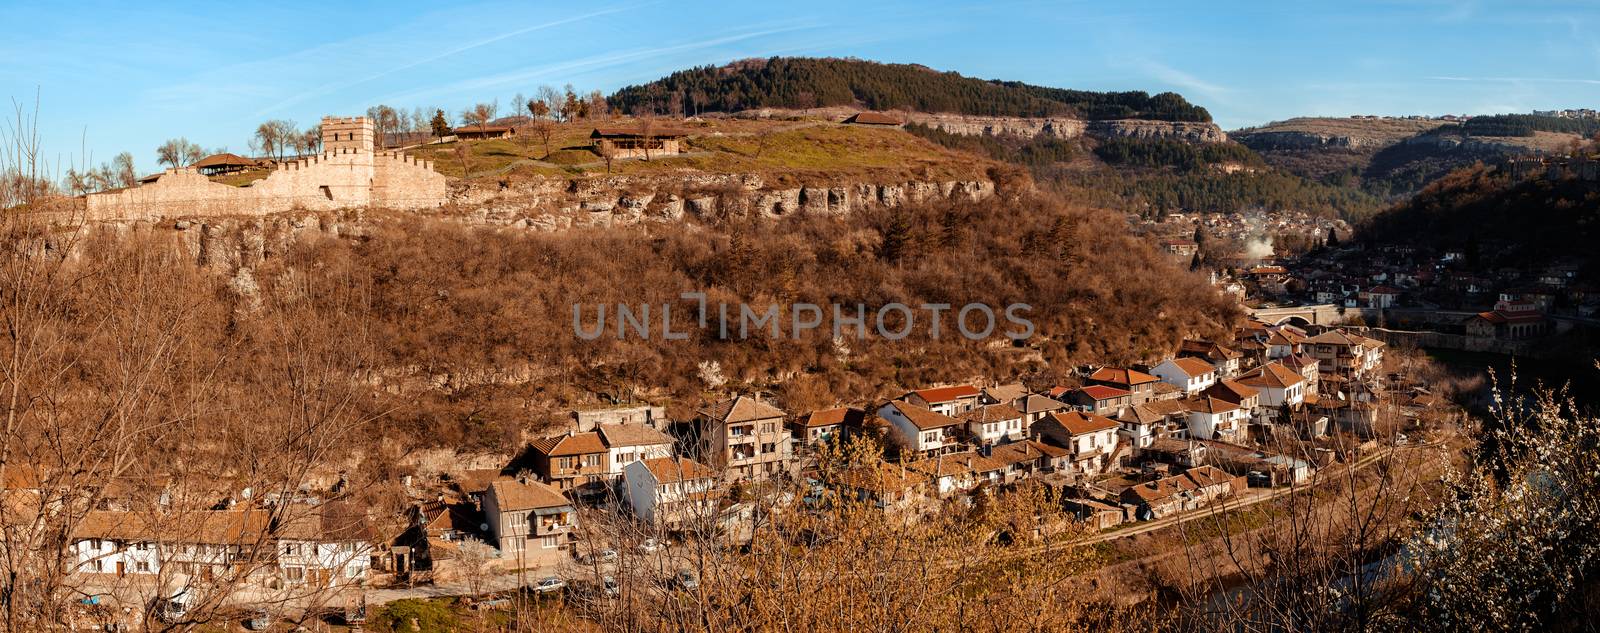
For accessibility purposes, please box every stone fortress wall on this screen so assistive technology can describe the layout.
[85,116,448,222]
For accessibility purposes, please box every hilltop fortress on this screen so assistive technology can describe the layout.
[85,116,448,222]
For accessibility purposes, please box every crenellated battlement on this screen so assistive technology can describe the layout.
[84,114,446,221]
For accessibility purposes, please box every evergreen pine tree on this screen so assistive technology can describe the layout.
[429,109,450,138]
[1325,228,1340,248]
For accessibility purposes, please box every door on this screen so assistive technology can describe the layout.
[116,561,125,577]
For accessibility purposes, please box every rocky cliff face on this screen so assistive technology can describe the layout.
[70,171,1001,276]
[446,173,998,231]
[1230,130,1391,150]
[904,112,1227,143]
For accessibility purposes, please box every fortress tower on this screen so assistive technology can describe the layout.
[322,116,375,152]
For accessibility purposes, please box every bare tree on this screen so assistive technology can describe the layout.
[365,105,401,149]
[254,120,297,162]
[455,537,497,598]
[156,138,205,168]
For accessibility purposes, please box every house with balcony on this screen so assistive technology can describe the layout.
[1063,385,1133,417]
[1236,362,1308,421]
[695,395,794,480]
[1086,367,1161,404]
[790,406,864,446]
[903,385,983,416]
[1305,329,1385,381]
[959,402,1026,446]
[1032,411,1121,477]
[528,432,610,495]
[1117,403,1187,450]
[1185,396,1247,442]
[482,477,577,568]
[879,400,966,457]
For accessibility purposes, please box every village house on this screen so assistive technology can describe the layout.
[274,501,377,588]
[1161,239,1200,258]
[481,477,578,568]
[71,510,272,582]
[1236,362,1309,420]
[1361,285,1403,309]
[571,404,669,431]
[1178,340,1243,378]
[1063,385,1133,417]
[623,457,719,525]
[907,451,1006,495]
[980,383,1029,407]
[1087,367,1162,405]
[1151,357,1219,396]
[791,406,864,446]
[695,395,794,480]
[1116,403,1186,450]
[959,402,1027,446]
[1304,329,1385,381]
[527,432,608,495]
[1014,393,1070,424]
[832,462,929,511]
[879,400,966,457]
[1184,396,1247,442]
[591,126,691,159]
[903,385,983,416]
[990,440,1071,478]
[1265,329,1306,360]
[1281,353,1322,394]
[1032,411,1121,477]
[1202,380,1261,419]
[1119,465,1246,520]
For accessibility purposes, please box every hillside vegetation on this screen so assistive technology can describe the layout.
[1234,116,1592,200]
[608,57,1211,122]
[406,118,996,185]
[1359,161,1600,278]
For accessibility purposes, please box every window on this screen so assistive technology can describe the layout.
[136,561,149,573]
[285,566,304,581]
[341,542,357,553]
[91,560,103,572]
[541,535,560,549]
[761,442,775,454]
[346,566,362,579]
[135,542,150,551]
[90,539,102,550]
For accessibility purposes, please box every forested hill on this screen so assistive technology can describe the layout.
[1360,161,1600,277]
[608,57,1212,122]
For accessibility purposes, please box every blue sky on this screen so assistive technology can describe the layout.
[4,0,1599,173]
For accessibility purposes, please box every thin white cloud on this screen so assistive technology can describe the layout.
[1135,60,1228,99]
[254,4,644,116]
[374,24,816,105]
[1428,76,1600,85]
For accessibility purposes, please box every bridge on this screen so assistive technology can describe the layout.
[1246,303,1352,327]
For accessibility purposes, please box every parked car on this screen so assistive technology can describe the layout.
[533,577,567,594]
[580,548,619,564]
[639,538,668,553]
[601,575,620,597]
[673,569,699,590]
[244,611,274,631]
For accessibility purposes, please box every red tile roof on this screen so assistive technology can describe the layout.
[911,385,982,404]
[1078,385,1131,401]
[1048,411,1120,435]
[1089,367,1159,385]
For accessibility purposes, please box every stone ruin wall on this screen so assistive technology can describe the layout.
[83,116,448,222]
